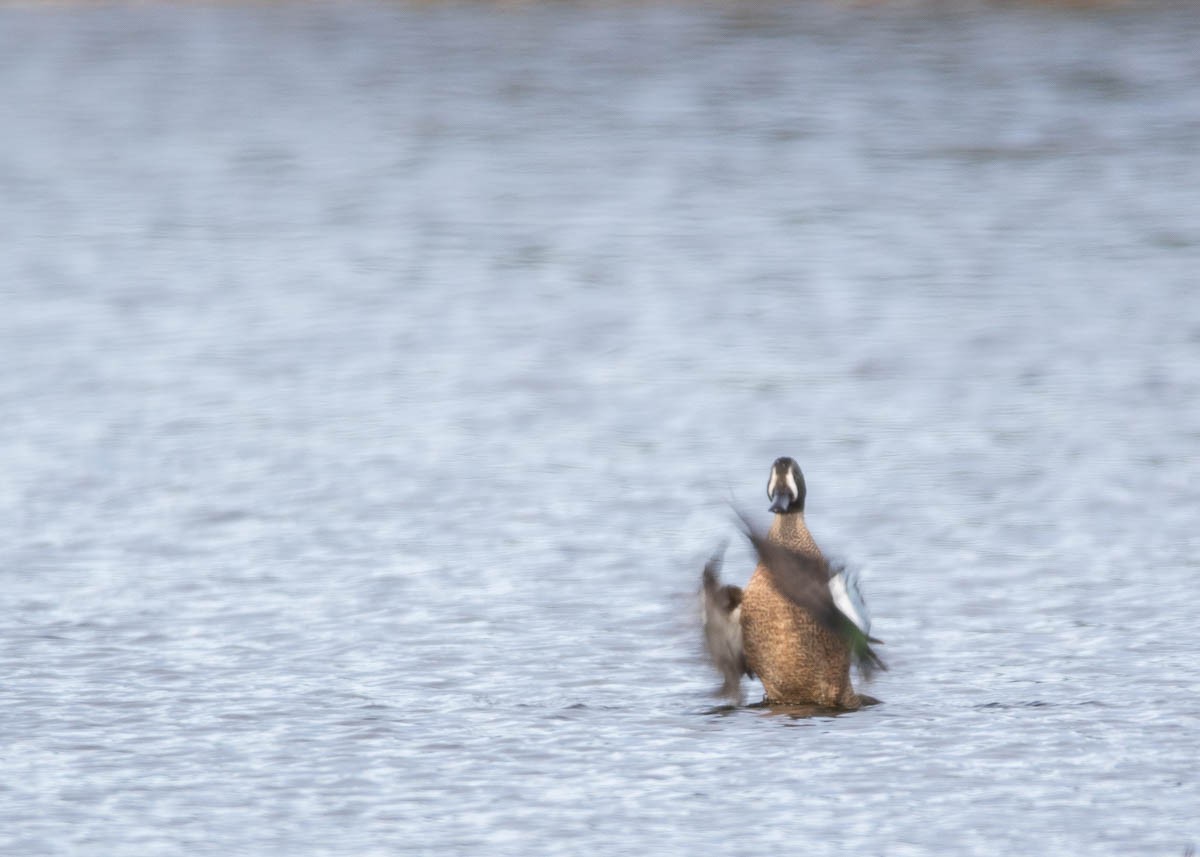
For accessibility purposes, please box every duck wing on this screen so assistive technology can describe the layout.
[700,541,750,702]
[735,512,886,679]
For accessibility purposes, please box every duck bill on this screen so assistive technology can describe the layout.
[768,490,794,513]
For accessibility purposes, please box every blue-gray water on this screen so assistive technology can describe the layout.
[2,2,1198,854]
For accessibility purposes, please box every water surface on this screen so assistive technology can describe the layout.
[1,2,1198,854]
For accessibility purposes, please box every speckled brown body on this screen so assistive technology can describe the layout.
[740,513,862,708]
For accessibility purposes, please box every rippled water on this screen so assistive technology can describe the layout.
[2,2,1199,854]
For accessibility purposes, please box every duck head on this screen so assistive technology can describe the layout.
[767,456,807,514]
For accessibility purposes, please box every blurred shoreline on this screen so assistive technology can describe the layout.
[0,0,1172,10]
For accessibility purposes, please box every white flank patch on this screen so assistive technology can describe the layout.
[830,572,868,634]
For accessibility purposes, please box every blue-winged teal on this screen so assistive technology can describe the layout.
[701,457,883,709]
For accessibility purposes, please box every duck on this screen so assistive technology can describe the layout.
[701,456,883,709]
